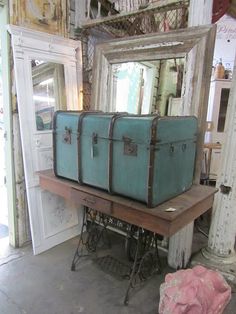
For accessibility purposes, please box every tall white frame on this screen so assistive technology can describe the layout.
[8,24,83,254]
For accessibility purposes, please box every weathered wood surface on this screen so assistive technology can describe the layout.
[91,25,216,181]
[10,0,68,36]
[80,0,188,28]
[168,222,194,269]
[208,55,236,257]
[38,170,216,238]
[169,0,214,269]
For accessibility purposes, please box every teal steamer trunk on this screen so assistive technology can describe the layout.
[53,112,197,207]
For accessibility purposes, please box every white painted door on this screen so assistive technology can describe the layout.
[8,25,83,254]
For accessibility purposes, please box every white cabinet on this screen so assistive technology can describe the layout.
[205,79,231,180]
[209,148,222,181]
[206,79,231,144]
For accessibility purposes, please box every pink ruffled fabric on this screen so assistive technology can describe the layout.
[159,265,231,314]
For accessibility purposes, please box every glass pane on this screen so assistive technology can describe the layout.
[110,58,185,115]
[112,62,144,114]
[217,88,230,132]
[32,60,66,131]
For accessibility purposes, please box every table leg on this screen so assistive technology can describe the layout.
[124,227,142,305]
[71,208,112,271]
[124,229,162,305]
[71,207,89,271]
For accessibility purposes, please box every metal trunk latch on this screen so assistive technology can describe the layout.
[63,127,72,144]
[220,184,232,195]
[123,136,138,156]
[91,132,98,158]
[169,144,175,154]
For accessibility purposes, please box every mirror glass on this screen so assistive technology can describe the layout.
[110,57,185,116]
[31,60,66,131]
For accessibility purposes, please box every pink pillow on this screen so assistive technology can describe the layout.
[159,265,231,314]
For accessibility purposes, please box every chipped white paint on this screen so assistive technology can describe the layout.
[8,25,83,254]
[168,222,194,269]
[207,55,236,258]
[13,113,31,246]
[188,0,213,27]
[168,0,214,269]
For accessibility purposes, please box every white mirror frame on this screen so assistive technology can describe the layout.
[7,25,83,254]
[8,25,83,112]
[7,24,83,185]
[91,25,216,183]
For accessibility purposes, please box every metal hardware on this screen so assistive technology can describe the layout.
[220,184,232,195]
[147,116,159,207]
[83,197,96,205]
[124,142,138,156]
[122,136,132,142]
[92,132,98,144]
[71,207,111,271]
[70,208,162,305]
[91,133,98,158]
[63,127,72,144]
[35,139,41,147]
[94,255,130,280]
[123,136,138,156]
[124,228,162,305]
[182,143,187,151]
[108,113,129,193]
[77,111,102,184]
[169,144,175,153]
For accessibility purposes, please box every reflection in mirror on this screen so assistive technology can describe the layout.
[110,58,185,116]
[31,60,66,131]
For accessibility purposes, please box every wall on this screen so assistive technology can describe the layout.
[10,0,68,36]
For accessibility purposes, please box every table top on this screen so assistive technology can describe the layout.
[38,170,217,237]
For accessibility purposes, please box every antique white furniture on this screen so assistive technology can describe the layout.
[8,25,83,254]
[205,79,231,180]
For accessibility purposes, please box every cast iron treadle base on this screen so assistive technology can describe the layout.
[124,227,162,305]
[71,207,162,305]
[71,207,110,271]
[94,255,131,280]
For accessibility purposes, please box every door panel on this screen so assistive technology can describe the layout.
[8,25,83,254]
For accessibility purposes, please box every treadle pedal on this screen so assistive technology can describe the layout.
[93,255,131,280]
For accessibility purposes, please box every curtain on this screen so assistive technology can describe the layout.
[212,0,236,22]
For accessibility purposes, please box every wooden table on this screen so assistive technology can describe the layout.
[39,170,216,238]
[38,170,216,304]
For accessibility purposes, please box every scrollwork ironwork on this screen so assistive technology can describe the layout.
[71,207,162,306]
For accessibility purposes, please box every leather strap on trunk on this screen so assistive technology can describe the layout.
[108,113,129,193]
[147,115,160,207]
[77,111,102,184]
